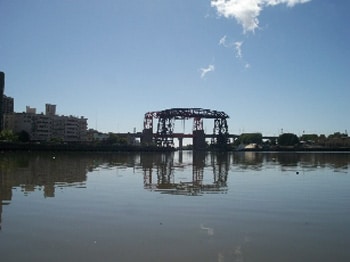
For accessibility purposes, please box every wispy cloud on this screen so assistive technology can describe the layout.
[211,0,311,33]
[219,35,250,68]
[234,41,243,58]
[234,41,250,68]
[219,35,228,47]
[200,64,215,78]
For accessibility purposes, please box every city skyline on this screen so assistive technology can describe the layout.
[1,0,349,136]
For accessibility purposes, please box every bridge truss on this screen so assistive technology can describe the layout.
[143,108,229,148]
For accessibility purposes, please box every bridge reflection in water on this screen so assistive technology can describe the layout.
[1,152,350,261]
[141,151,229,195]
[1,151,350,231]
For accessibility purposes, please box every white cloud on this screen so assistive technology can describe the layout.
[211,0,311,33]
[234,41,243,58]
[218,35,250,68]
[219,35,236,48]
[219,35,228,46]
[200,64,215,78]
[267,0,311,7]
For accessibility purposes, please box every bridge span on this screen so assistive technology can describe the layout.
[141,108,230,149]
[114,108,278,150]
[119,132,277,149]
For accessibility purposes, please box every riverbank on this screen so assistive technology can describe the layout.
[236,145,350,152]
[0,142,175,152]
[1,142,350,152]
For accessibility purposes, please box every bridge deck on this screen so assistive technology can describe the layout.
[117,132,276,140]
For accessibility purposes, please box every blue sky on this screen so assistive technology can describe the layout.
[1,0,349,136]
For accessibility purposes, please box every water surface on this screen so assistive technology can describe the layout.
[1,151,349,261]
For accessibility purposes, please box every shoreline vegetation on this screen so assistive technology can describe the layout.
[1,131,349,152]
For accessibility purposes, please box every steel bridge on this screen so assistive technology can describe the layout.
[141,108,230,149]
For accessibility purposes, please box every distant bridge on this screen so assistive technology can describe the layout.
[114,108,278,149]
[141,108,230,149]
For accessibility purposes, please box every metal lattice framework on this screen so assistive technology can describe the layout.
[143,108,229,147]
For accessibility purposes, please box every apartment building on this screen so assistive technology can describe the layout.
[3,95,14,114]
[0,72,5,130]
[3,104,88,142]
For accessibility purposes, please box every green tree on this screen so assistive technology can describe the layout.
[105,133,128,145]
[300,134,318,142]
[328,132,348,139]
[238,133,263,145]
[17,130,30,142]
[0,129,18,141]
[278,133,299,146]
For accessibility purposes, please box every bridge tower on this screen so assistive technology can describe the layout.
[156,116,175,147]
[212,117,229,147]
[141,112,154,145]
[193,117,206,150]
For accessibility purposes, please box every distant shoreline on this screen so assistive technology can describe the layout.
[1,142,349,152]
[0,142,174,152]
[237,147,350,152]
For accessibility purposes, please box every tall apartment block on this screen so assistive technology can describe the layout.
[0,72,4,130]
[3,95,14,114]
[45,103,56,116]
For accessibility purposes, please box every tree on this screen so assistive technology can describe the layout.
[0,129,17,142]
[328,132,348,139]
[278,133,299,146]
[17,130,30,142]
[238,133,263,145]
[300,134,318,143]
[105,133,128,145]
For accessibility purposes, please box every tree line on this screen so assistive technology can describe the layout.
[233,132,350,148]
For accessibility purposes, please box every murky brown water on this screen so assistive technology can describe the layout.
[1,151,350,261]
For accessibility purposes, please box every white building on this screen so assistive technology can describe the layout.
[3,104,88,142]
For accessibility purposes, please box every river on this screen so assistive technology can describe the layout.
[1,151,349,261]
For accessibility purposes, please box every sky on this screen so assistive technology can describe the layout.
[1,0,349,136]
